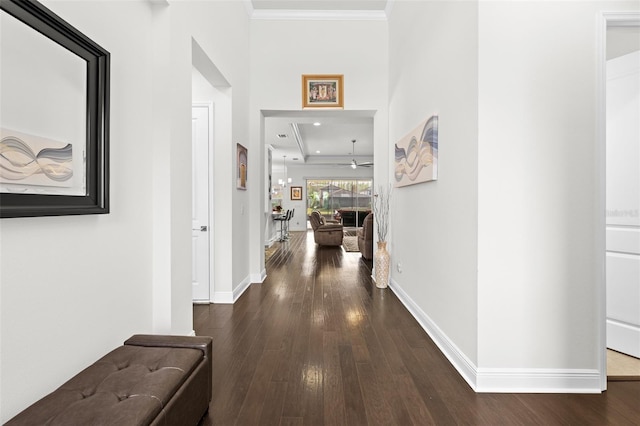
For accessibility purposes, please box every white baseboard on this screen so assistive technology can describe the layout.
[389,278,602,394]
[212,274,254,304]
[250,268,267,284]
[607,318,640,358]
[476,368,601,393]
[233,275,252,301]
[212,291,234,304]
[265,237,278,248]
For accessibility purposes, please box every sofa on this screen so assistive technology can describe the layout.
[309,211,344,246]
[357,212,374,260]
[6,334,213,426]
[335,209,371,227]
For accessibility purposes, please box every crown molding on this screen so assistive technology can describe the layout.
[250,9,388,21]
[602,11,640,27]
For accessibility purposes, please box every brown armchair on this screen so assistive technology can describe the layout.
[357,213,374,260]
[309,211,344,246]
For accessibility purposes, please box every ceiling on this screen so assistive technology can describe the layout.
[265,110,375,169]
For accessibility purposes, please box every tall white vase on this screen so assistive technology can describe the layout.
[374,241,390,288]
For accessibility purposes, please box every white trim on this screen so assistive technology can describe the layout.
[595,9,608,394]
[234,275,253,300]
[232,276,251,303]
[250,9,387,21]
[476,368,601,394]
[250,269,267,284]
[390,278,604,393]
[596,10,640,392]
[212,291,234,304]
[212,275,253,304]
[265,235,279,247]
[603,10,640,26]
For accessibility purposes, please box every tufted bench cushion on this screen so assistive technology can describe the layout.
[6,335,212,426]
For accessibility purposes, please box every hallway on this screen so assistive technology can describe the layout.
[195,231,639,425]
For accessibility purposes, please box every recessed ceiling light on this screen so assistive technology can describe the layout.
[316,150,321,154]
[313,122,321,126]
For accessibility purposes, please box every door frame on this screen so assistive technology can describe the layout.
[596,11,640,391]
[192,101,215,303]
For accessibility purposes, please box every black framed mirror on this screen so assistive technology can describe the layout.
[0,0,109,218]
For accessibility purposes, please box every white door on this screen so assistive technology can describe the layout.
[606,50,640,358]
[192,105,211,302]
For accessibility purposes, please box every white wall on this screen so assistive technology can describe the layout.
[389,0,640,393]
[150,0,251,302]
[1,2,156,421]
[249,17,389,279]
[0,0,250,420]
[387,0,480,377]
[476,1,639,391]
[173,2,251,296]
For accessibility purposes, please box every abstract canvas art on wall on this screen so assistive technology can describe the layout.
[0,128,74,189]
[394,115,438,187]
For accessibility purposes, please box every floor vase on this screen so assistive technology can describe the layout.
[374,241,390,288]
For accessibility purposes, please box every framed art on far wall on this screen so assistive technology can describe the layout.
[302,74,344,108]
[290,186,302,201]
[237,143,247,190]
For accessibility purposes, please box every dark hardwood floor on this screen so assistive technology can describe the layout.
[195,231,640,425]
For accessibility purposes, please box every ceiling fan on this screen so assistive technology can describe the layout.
[347,139,373,169]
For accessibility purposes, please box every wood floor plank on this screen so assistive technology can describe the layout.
[355,361,397,425]
[195,230,640,425]
[279,417,303,426]
[386,327,457,424]
[339,344,368,425]
[393,373,436,425]
[259,381,288,425]
[235,349,281,425]
[323,331,348,426]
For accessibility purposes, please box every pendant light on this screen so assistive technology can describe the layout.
[278,155,292,187]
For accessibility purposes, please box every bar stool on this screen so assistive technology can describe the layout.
[284,208,294,239]
[275,210,290,241]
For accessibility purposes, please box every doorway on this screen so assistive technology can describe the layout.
[600,13,640,383]
[192,103,213,302]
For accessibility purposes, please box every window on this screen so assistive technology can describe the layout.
[306,179,372,227]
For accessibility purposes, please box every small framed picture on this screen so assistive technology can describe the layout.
[237,143,247,190]
[302,74,344,109]
[290,186,303,200]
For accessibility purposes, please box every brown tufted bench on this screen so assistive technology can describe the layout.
[5,334,212,426]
